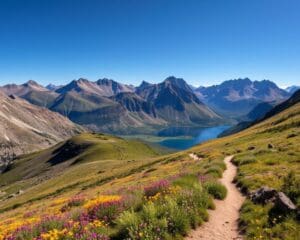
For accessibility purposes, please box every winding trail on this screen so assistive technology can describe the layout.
[186,155,245,240]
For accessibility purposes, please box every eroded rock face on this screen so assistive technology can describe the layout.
[0,91,83,162]
[250,187,277,204]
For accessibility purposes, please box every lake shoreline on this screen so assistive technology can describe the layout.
[120,125,231,150]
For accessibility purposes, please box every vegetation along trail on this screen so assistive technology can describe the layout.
[186,155,245,240]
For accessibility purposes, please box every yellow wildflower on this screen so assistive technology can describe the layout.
[84,195,121,209]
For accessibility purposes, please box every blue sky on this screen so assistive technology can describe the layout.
[0,0,299,87]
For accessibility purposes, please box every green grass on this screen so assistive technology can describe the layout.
[0,133,161,208]
[203,181,227,200]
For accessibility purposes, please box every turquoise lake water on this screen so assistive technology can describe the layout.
[158,125,230,150]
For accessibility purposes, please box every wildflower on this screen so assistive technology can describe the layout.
[84,195,121,210]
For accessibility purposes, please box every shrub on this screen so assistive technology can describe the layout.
[88,199,125,223]
[144,179,170,198]
[173,175,201,191]
[281,171,300,205]
[203,181,227,200]
[205,166,222,178]
[175,186,212,227]
[239,158,257,166]
[265,159,279,166]
[61,195,86,212]
[211,161,226,170]
[122,190,144,211]
[157,197,191,236]
[115,202,168,240]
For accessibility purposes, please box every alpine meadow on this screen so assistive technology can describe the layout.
[0,1,299,240]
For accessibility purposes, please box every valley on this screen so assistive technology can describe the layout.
[0,89,299,239]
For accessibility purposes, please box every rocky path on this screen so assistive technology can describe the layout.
[186,155,245,240]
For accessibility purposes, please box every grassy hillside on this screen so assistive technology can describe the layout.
[0,102,299,239]
[0,133,160,205]
[0,132,227,239]
[190,101,300,239]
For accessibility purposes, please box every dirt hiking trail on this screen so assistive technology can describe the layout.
[186,155,245,240]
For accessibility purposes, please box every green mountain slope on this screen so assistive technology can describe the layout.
[0,133,160,202]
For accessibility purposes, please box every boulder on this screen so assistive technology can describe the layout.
[250,186,277,204]
[17,189,24,195]
[275,192,297,213]
[268,143,274,149]
[247,146,255,150]
[251,188,297,215]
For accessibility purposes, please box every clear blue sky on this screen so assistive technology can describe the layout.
[0,0,299,87]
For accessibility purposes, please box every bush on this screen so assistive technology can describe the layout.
[265,159,279,166]
[144,179,170,198]
[203,181,227,200]
[239,158,257,166]
[115,202,168,240]
[205,166,223,178]
[173,175,201,191]
[88,199,124,223]
[281,171,300,205]
[157,197,191,236]
[211,161,226,170]
[60,195,86,212]
[175,188,211,228]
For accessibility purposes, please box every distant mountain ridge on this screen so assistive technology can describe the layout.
[1,77,292,135]
[1,77,222,134]
[1,80,59,107]
[285,85,300,94]
[219,89,300,137]
[194,78,290,118]
[55,78,134,96]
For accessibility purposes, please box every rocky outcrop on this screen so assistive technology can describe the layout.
[250,186,277,204]
[250,187,297,214]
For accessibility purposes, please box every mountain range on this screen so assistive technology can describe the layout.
[0,77,294,135]
[0,77,222,134]
[194,78,290,118]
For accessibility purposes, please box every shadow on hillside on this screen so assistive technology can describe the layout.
[47,140,90,165]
